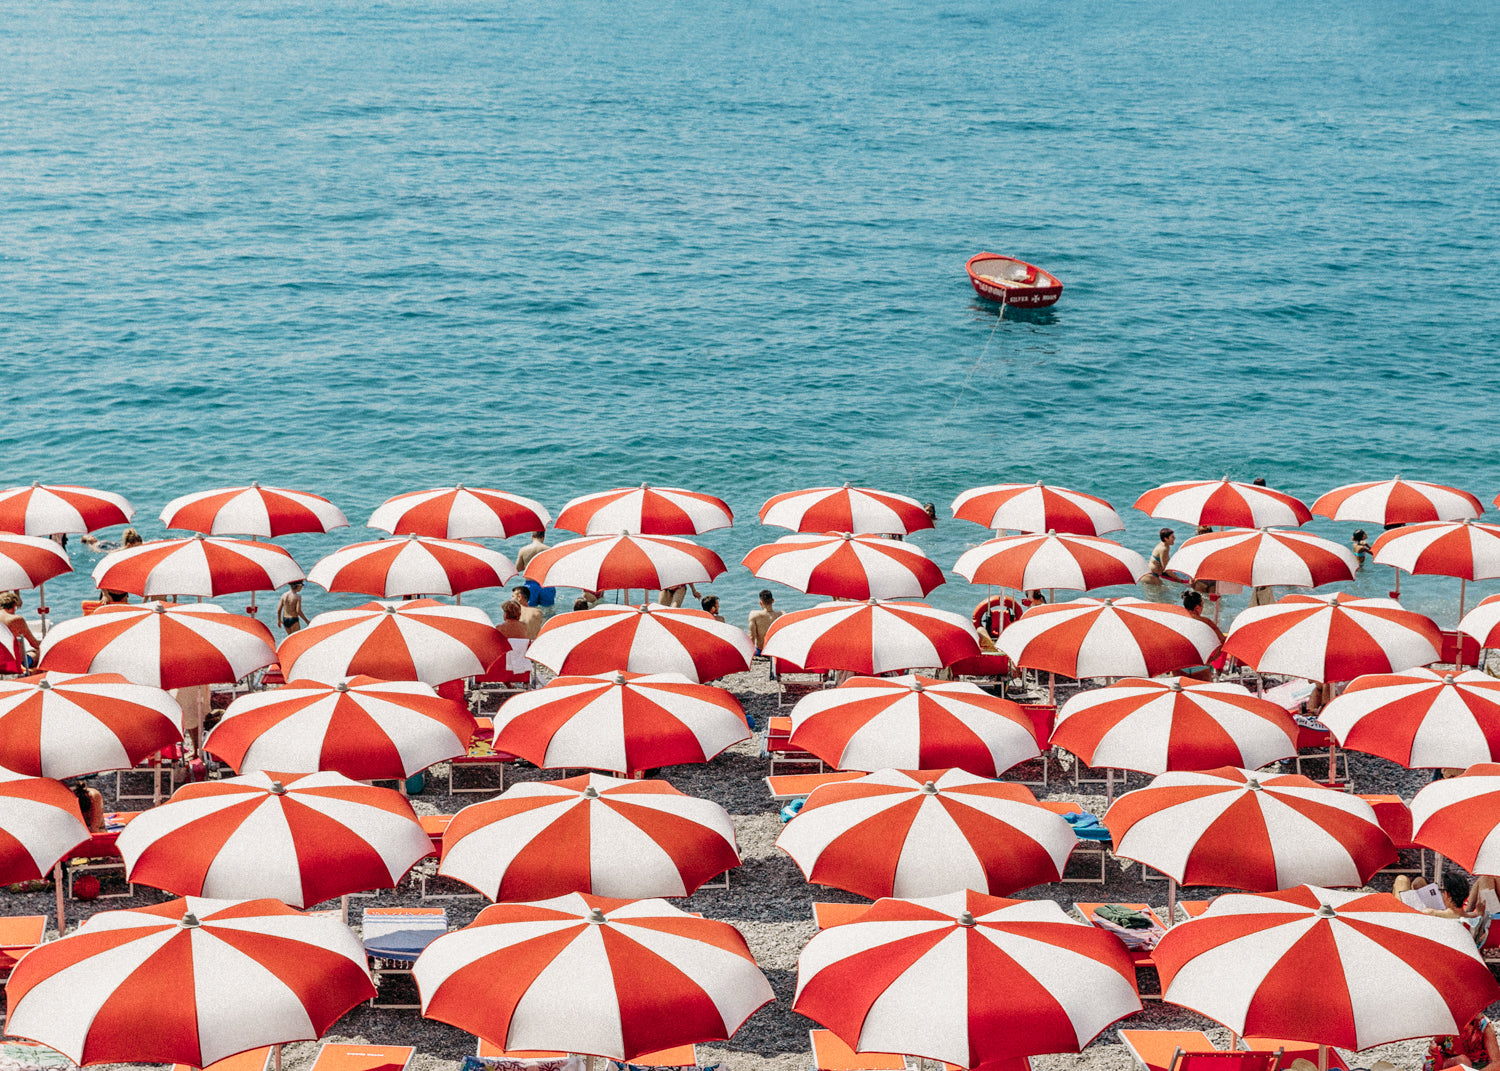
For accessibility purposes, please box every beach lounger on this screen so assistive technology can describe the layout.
[362,907,447,1009]
[473,1038,582,1070]
[764,716,824,774]
[1076,902,1168,999]
[1176,899,1212,921]
[171,1045,277,1071]
[775,661,828,710]
[812,902,872,929]
[809,1029,906,1071]
[309,1045,416,1071]
[448,716,517,794]
[765,771,862,800]
[1119,1032,1220,1071]
[605,1045,697,1069]
[0,915,46,980]
[68,812,140,899]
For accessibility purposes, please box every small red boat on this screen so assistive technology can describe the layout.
[965,252,1063,308]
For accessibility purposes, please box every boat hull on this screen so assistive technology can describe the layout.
[965,252,1063,307]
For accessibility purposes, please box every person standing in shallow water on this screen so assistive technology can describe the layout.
[277,581,309,634]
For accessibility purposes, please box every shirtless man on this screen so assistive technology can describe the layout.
[511,585,544,641]
[748,589,783,654]
[277,581,310,634]
[515,531,548,572]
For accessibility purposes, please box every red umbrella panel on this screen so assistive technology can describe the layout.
[1319,667,1500,769]
[367,485,551,540]
[556,485,733,536]
[950,482,1125,536]
[0,483,133,535]
[3,897,376,1067]
[1152,885,1500,1051]
[758,485,934,536]
[1460,593,1500,647]
[527,604,754,683]
[159,484,349,537]
[1133,478,1312,528]
[743,533,945,600]
[794,890,1141,1067]
[0,672,184,779]
[776,769,1077,898]
[1409,763,1500,875]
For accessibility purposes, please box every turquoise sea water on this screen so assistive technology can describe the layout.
[4,0,1500,628]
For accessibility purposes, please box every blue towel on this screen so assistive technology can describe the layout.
[779,798,805,822]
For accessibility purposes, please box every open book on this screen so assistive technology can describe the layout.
[1398,883,1445,912]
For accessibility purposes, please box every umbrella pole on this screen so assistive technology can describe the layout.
[37,580,48,638]
[1167,877,1178,927]
[1458,580,1468,667]
[1048,671,1055,706]
[1393,566,1401,601]
[275,1046,282,1071]
[54,863,65,935]
[1319,1045,1329,1071]
[1105,767,1113,804]
[341,894,349,925]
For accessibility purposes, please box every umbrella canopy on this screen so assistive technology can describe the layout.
[159,484,349,537]
[1168,528,1357,588]
[1104,768,1394,889]
[3,896,376,1067]
[759,484,934,536]
[0,767,92,885]
[205,676,477,780]
[1372,519,1500,581]
[0,672,184,779]
[522,533,727,592]
[794,890,1141,1067]
[413,893,773,1061]
[92,536,304,598]
[527,604,753,683]
[951,482,1125,536]
[777,769,1077,898]
[953,532,1147,591]
[743,533,945,600]
[492,672,749,774]
[1409,763,1500,875]
[116,771,432,907]
[39,602,277,689]
[1223,593,1442,682]
[1134,478,1312,528]
[0,483,133,535]
[1152,886,1500,1051]
[0,534,72,591]
[787,675,1040,776]
[307,535,516,598]
[367,485,551,540]
[556,485,733,536]
[1319,667,1500,769]
[761,600,981,674]
[277,599,506,685]
[439,773,740,900]
[1052,677,1299,775]
[1460,593,1500,647]
[996,597,1221,678]
[1312,479,1483,525]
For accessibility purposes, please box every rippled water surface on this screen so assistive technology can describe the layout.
[5,0,1500,622]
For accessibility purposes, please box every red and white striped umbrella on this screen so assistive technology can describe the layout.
[368,485,551,540]
[1104,768,1394,889]
[1134,478,1312,528]
[1460,593,1500,647]
[4,896,376,1067]
[759,484,934,536]
[951,482,1125,535]
[491,672,750,774]
[0,767,92,885]
[1409,763,1500,875]
[1153,886,1500,1051]
[38,602,277,688]
[1224,593,1442,682]
[1373,519,1500,579]
[205,676,478,780]
[160,484,349,537]
[787,675,1040,776]
[794,890,1141,1067]
[1319,667,1500,769]
[0,535,71,591]
[0,672,184,779]
[1168,527,1357,588]
[996,598,1221,678]
[116,771,432,907]
[307,535,516,597]
[439,773,740,900]
[528,604,753,683]
[1052,677,1298,775]
[277,599,506,685]
[0,483,133,535]
[1312,478,1483,525]
[556,484,733,536]
[92,536,304,598]
[762,600,981,674]
[522,533,727,592]
[743,533,945,600]
[953,532,1147,591]
[413,893,773,1061]
[778,769,1077,898]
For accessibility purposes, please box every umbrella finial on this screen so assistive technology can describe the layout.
[1316,903,1337,919]
[957,911,977,927]
[153,602,168,614]
[921,781,939,795]
[251,480,261,489]
[912,681,925,694]
[587,907,608,925]
[842,482,851,489]
[335,681,350,693]
[455,482,465,490]
[269,780,287,795]
[613,672,628,686]
[1444,673,1457,685]
[37,679,51,692]
[640,482,649,490]
[1245,777,1263,791]
[583,785,600,799]
[180,912,202,929]
[194,533,205,541]
[1169,679,1183,692]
